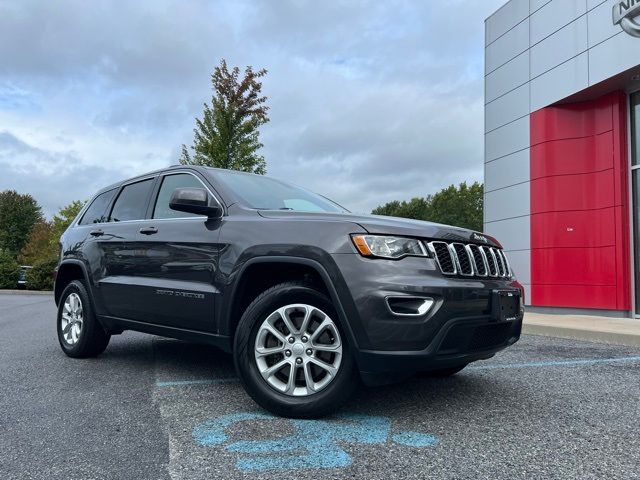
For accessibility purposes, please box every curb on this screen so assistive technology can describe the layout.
[523,323,640,348]
[0,289,53,296]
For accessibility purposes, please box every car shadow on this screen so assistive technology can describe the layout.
[138,335,516,416]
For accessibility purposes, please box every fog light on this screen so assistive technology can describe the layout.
[385,296,434,316]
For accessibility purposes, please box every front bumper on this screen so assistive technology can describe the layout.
[330,253,524,381]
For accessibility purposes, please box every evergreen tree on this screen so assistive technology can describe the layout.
[180,59,269,174]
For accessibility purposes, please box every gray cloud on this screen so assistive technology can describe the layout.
[0,0,504,216]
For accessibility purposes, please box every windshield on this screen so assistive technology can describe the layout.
[210,169,348,213]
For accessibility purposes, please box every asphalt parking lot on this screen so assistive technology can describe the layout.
[2,293,640,480]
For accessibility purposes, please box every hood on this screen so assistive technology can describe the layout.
[257,210,501,247]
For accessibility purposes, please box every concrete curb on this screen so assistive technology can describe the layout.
[523,318,640,348]
[0,290,53,295]
[523,324,640,348]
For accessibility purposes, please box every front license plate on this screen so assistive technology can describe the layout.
[495,290,520,322]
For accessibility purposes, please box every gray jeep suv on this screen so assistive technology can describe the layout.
[54,166,523,418]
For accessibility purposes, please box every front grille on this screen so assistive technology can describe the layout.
[427,241,511,278]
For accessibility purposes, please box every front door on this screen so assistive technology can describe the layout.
[132,171,223,332]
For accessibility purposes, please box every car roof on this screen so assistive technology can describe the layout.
[92,165,214,196]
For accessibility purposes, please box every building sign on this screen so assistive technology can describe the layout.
[613,0,640,37]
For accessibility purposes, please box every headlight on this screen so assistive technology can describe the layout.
[351,235,429,259]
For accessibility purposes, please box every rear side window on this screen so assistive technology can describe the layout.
[153,173,206,219]
[78,189,117,225]
[109,179,154,222]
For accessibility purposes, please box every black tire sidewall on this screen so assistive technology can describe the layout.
[234,283,358,418]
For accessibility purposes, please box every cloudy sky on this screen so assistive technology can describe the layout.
[0,0,505,218]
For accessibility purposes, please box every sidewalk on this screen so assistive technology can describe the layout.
[0,289,53,295]
[524,311,640,348]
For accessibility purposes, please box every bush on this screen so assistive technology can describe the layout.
[26,259,57,291]
[0,251,20,289]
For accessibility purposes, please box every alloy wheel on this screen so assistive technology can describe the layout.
[254,304,342,397]
[61,292,84,346]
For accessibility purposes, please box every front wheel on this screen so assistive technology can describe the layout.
[234,282,359,418]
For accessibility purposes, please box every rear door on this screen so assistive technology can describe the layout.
[131,171,223,332]
[97,176,156,321]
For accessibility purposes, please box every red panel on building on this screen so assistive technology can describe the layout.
[530,92,630,310]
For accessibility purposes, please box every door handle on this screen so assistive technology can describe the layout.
[89,229,104,237]
[139,226,158,235]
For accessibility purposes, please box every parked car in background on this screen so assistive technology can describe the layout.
[17,266,32,289]
[53,166,524,418]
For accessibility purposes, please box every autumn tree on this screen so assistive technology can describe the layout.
[180,59,269,174]
[19,220,53,265]
[372,182,484,232]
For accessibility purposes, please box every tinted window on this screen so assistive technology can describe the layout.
[211,169,347,213]
[78,189,117,225]
[109,179,154,222]
[153,173,206,219]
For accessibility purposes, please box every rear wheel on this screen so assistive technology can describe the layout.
[234,282,358,418]
[57,280,110,358]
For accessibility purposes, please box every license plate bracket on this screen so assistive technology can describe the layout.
[492,290,521,322]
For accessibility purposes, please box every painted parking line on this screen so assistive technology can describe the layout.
[156,377,239,387]
[155,355,640,388]
[466,355,640,371]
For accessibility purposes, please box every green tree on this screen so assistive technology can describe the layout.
[49,200,85,254]
[0,250,20,289]
[0,190,43,257]
[180,59,269,174]
[372,182,484,232]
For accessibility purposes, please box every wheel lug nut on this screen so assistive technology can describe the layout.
[301,336,308,343]
[288,337,295,344]
[296,358,303,364]
[306,349,312,355]
[285,350,291,357]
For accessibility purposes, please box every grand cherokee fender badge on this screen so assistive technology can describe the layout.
[471,232,488,243]
[613,0,640,38]
[155,289,205,300]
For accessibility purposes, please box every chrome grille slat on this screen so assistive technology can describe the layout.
[428,241,456,275]
[428,241,511,278]
[468,244,488,277]
[451,243,474,276]
[482,246,499,277]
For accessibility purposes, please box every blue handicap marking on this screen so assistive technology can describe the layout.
[192,412,438,471]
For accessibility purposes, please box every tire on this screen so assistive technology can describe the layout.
[57,280,110,358]
[234,281,359,419]
[423,363,468,378]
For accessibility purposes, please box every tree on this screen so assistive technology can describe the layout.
[19,220,53,265]
[0,190,43,257]
[180,59,269,174]
[18,200,85,290]
[0,250,19,289]
[372,182,484,232]
[49,200,85,253]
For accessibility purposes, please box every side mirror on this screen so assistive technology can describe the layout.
[169,188,223,218]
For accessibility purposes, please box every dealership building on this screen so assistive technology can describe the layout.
[484,0,640,316]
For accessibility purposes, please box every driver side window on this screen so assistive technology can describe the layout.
[153,173,206,219]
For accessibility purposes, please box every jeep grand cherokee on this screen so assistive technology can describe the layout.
[54,166,523,418]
